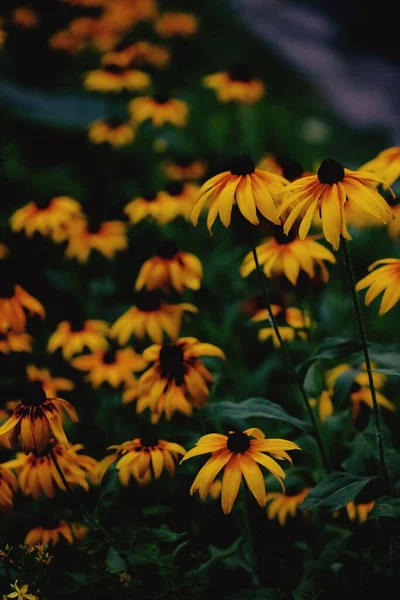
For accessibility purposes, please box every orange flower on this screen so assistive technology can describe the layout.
[11,7,39,28]
[154,12,199,38]
[71,347,146,388]
[47,319,109,360]
[203,64,265,104]
[164,156,207,181]
[129,95,188,128]
[26,365,74,398]
[0,331,33,354]
[84,64,151,93]
[0,283,45,333]
[0,465,18,512]
[25,522,88,546]
[65,220,128,262]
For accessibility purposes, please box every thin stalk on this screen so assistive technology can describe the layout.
[250,232,330,473]
[340,238,390,492]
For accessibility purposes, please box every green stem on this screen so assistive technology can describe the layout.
[340,238,390,492]
[250,232,330,473]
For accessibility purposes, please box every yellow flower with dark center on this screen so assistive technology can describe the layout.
[26,365,74,398]
[10,196,84,242]
[203,64,265,104]
[164,156,207,181]
[84,63,151,92]
[135,241,203,292]
[0,465,18,512]
[102,0,157,30]
[0,281,45,333]
[154,12,199,37]
[111,291,198,344]
[266,488,310,525]
[104,436,187,486]
[326,361,386,392]
[124,189,174,225]
[345,500,375,523]
[25,521,88,547]
[129,95,188,127]
[257,153,310,181]
[47,318,109,360]
[7,580,37,600]
[0,242,9,258]
[137,337,225,421]
[4,442,97,498]
[277,159,394,250]
[0,383,78,454]
[356,258,400,315]
[12,7,39,28]
[88,117,135,147]
[102,41,170,69]
[0,331,33,354]
[309,390,334,423]
[49,29,87,54]
[65,220,128,262]
[159,182,200,221]
[252,304,311,348]
[191,155,288,232]
[181,429,300,514]
[360,147,400,186]
[241,225,336,285]
[72,347,146,388]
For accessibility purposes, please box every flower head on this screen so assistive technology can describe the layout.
[154,12,199,37]
[251,304,312,348]
[65,220,128,262]
[72,347,146,388]
[203,64,265,104]
[124,189,175,225]
[26,365,74,398]
[0,331,33,355]
[356,258,400,315]
[7,580,37,600]
[88,118,135,147]
[47,318,109,360]
[257,153,309,182]
[309,390,334,423]
[164,156,207,181]
[266,488,310,525]
[0,465,18,512]
[345,500,375,523]
[102,41,170,69]
[360,147,400,186]
[0,280,45,333]
[25,521,88,547]
[84,63,151,92]
[129,95,188,128]
[12,7,39,28]
[158,182,200,221]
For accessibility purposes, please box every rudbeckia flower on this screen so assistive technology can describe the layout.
[102,41,170,69]
[104,436,186,486]
[257,153,309,181]
[154,12,199,37]
[47,318,109,360]
[111,291,197,345]
[0,383,78,454]
[326,361,386,392]
[309,390,334,423]
[71,347,146,388]
[6,580,37,600]
[124,189,174,225]
[0,331,33,354]
[266,488,310,525]
[84,63,151,93]
[252,304,311,348]
[203,64,265,104]
[137,337,225,421]
[0,465,17,512]
[65,220,128,262]
[4,442,97,498]
[191,155,288,232]
[135,241,203,292]
[88,118,135,147]
[129,95,188,128]
[26,365,74,398]
[49,29,87,54]
[277,159,394,250]
[356,258,400,315]
[345,500,375,523]
[25,521,88,547]
[164,156,207,181]
[159,182,200,221]
[103,0,157,30]
[360,147,400,186]
[11,7,39,28]
[0,282,45,333]
[240,226,336,285]
[181,429,300,514]
[10,196,84,242]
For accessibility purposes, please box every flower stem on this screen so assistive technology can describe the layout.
[340,237,390,492]
[250,232,330,473]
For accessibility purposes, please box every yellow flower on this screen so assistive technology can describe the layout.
[0,383,78,454]
[135,241,203,292]
[65,220,128,262]
[102,41,170,69]
[7,580,37,600]
[164,156,207,181]
[72,347,146,388]
[191,155,288,232]
[266,488,310,525]
[47,319,109,360]
[252,304,311,348]
[240,227,336,285]
[25,521,88,547]
[154,12,199,37]
[136,337,225,421]
[0,331,33,355]
[158,182,200,221]
[111,291,197,345]
[309,390,334,423]
[0,283,45,333]
[84,64,151,93]
[129,95,188,128]
[49,29,87,54]
[124,189,175,225]
[277,159,394,250]
[102,0,157,30]
[11,7,39,28]
[360,147,400,186]
[88,118,135,147]
[345,500,375,523]
[326,361,386,392]
[257,153,310,181]
[203,64,265,104]
[356,258,400,315]
[181,428,300,514]
[26,365,74,398]
[0,465,18,512]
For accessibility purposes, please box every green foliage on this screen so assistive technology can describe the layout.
[300,472,375,511]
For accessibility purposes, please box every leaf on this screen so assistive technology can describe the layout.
[370,496,400,518]
[297,338,363,381]
[96,463,119,507]
[315,534,350,571]
[206,397,313,433]
[372,368,400,377]
[106,546,127,573]
[300,472,374,511]
[132,527,187,545]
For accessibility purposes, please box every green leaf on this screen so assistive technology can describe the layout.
[369,496,400,518]
[106,546,127,573]
[93,463,119,517]
[300,472,374,511]
[297,338,363,381]
[132,527,187,545]
[372,368,400,377]
[206,397,312,432]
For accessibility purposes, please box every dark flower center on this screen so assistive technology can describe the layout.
[270,223,296,244]
[228,63,253,82]
[0,333,7,341]
[142,190,158,202]
[275,154,304,181]
[103,350,116,364]
[154,93,170,104]
[135,291,162,312]
[69,317,86,332]
[173,154,194,167]
[34,197,51,210]
[21,382,47,407]
[41,515,61,530]
[105,116,125,128]
[159,344,186,384]
[0,280,15,298]
[317,159,345,184]
[140,434,160,448]
[103,64,124,75]
[349,382,362,394]
[388,195,399,207]
[165,182,184,196]
[155,240,178,259]
[227,431,250,453]
[230,155,255,176]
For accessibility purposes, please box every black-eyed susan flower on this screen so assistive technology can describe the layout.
[326,361,387,392]
[11,7,39,28]
[103,0,157,30]
[159,182,200,221]
[102,41,170,69]
[309,390,334,423]
[137,337,225,421]
[6,580,38,600]
[88,117,135,147]
[164,155,207,181]
[84,63,151,93]
[49,29,87,54]
[129,95,188,128]
[65,220,128,262]
[154,12,199,37]
[4,442,97,499]
[135,241,203,292]
[0,281,45,333]
[203,64,265,104]
[26,365,74,398]
[240,226,336,285]
[257,153,309,181]
[72,347,146,388]
[181,429,300,514]
[124,189,173,225]
[360,147,400,186]
[265,488,310,525]
[356,258,400,315]
[0,331,33,354]
[25,522,88,547]
[277,159,394,250]
[111,291,197,345]
[252,304,311,348]
[0,383,78,454]
[0,464,18,512]
[191,155,288,232]
[345,500,375,523]
[10,196,84,242]
[47,318,109,360]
